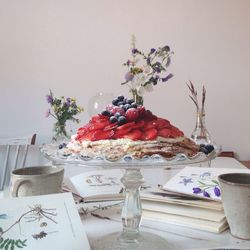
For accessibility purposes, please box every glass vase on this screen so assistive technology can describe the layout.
[52,121,69,144]
[191,109,212,145]
[131,89,143,106]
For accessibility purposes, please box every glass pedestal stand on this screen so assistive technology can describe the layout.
[94,168,176,250]
[40,143,220,250]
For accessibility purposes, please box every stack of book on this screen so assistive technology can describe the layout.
[141,190,227,233]
[141,166,250,233]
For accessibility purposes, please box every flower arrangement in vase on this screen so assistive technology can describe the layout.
[45,90,84,143]
[121,35,174,105]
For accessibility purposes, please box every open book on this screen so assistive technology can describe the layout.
[0,193,90,250]
[163,166,250,201]
[63,169,125,203]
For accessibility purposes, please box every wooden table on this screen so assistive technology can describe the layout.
[241,161,250,169]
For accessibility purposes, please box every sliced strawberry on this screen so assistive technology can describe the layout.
[90,114,108,123]
[143,120,158,130]
[77,130,96,141]
[92,130,114,141]
[77,124,91,134]
[170,126,184,137]
[89,120,110,131]
[103,123,118,131]
[125,108,139,121]
[143,110,157,121]
[141,128,158,140]
[155,118,171,129]
[133,120,145,129]
[122,129,142,140]
[137,105,146,117]
[113,127,132,138]
[116,121,135,131]
[157,128,172,138]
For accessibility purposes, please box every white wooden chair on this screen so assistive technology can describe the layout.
[0,134,36,190]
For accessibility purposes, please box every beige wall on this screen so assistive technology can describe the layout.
[0,0,250,160]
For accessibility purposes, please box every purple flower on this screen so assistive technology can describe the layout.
[146,57,151,64]
[214,186,221,197]
[150,48,156,53]
[132,48,138,54]
[45,109,50,118]
[161,73,174,82]
[126,60,131,66]
[193,187,202,194]
[163,45,170,52]
[203,190,210,198]
[179,178,193,186]
[125,72,134,81]
[46,94,53,104]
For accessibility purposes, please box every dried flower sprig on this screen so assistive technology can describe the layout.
[186,81,206,112]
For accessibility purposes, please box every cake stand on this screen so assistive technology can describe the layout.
[41,144,220,250]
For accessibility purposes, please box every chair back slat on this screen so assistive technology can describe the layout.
[13,145,21,170]
[0,134,36,190]
[20,144,29,168]
[0,145,10,190]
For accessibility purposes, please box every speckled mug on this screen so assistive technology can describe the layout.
[10,166,64,197]
[218,173,250,240]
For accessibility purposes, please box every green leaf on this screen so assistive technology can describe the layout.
[0,239,3,245]
[5,239,11,250]
[212,179,219,185]
[14,240,23,249]
[10,240,14,250]
[198,181,206,186]
[21,240,27,247]
[0,239,9,249]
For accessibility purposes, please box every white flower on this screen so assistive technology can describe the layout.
[131,73,146,89]
[137,83,154,96]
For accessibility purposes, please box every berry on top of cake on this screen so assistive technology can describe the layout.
[65,96,213,160]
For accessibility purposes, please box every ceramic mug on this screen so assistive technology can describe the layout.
[10,165,64,197]
[218,173,250,240]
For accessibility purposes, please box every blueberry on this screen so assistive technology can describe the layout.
[124,104,131,110]
[205,144,214,153]
[200,147,209,155]
[127,99,134,104]
[117,101,124,106]
[118,116,126,125]
[58,143,66,149]
[114,112,121,118]
[110,116,118,123]
[101,110,111,116]
[131,102,138,108]
[117,95,124,101]
[112,99,119,106]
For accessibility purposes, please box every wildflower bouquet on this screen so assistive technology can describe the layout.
[122,35,174,105]
[46,90,84,141]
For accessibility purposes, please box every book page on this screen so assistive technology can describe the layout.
[66,169,124,201]
[163,167,250,201]
[0,193,90,250]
